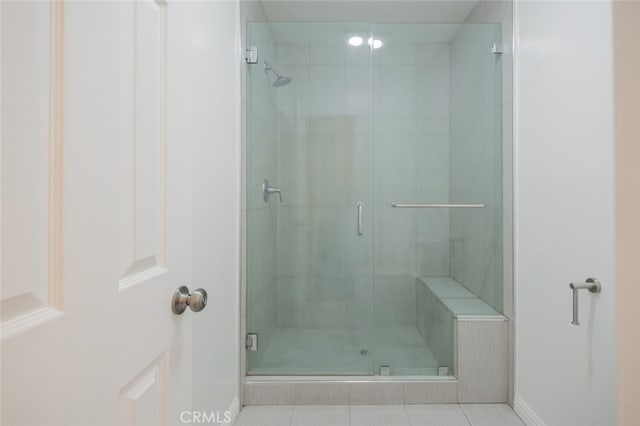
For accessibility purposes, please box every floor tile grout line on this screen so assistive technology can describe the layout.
[459,404,474,426]
[288,404,295,426]
[404,404,416,426]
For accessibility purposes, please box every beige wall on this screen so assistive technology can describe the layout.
[614,2,640,425]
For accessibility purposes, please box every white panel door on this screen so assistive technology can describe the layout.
[1,1,198,424]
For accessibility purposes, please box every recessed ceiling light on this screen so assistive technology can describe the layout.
[367,37,383,49]
[348,36,363,47]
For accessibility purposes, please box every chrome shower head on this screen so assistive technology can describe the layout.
[273,75,292,87]
[264,61,292,87]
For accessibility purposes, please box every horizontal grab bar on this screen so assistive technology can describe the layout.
[391,203,487,208]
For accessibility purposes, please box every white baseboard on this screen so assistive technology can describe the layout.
[514,395,546,426]
[228,395,240,423]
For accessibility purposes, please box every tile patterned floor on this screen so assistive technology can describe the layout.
[234,404,525,426]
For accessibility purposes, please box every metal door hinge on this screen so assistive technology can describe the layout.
[245,46,258,64]
[246,333,258,351]
[438,366,449,376]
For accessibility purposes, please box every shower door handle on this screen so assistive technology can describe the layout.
[357,202,363,236]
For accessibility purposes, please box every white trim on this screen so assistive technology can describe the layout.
[228,395,241,423]
[236,0,247,408]
[512,0,521,410]
[47,0,65,311]
[1,307,64,341]
[514,395,547,426]
[118,265,167,291]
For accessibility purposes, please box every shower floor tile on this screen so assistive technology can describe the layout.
[249,326,437,375]
[374,326,439,376]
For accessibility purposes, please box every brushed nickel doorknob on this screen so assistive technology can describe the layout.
[172,286,208,315]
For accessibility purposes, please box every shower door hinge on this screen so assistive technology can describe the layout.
[244,46,258,64]
[438,366,450,376]
[246,333,258,351]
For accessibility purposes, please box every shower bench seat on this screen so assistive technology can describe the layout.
[417,276,508,403]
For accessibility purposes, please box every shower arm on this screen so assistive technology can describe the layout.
[264,61,282,78]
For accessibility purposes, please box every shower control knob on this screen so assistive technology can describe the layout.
[171,286,208,315]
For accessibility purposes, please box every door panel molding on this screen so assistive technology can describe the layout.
[1,0,65,340]
[119,352,168,426]
[117,0,168,291]
[47,0,65,311]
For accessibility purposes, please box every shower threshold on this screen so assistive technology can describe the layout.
[245,375,456,382]
[243,326,459,405]
[248,326,440,376]
[243,375,458,405]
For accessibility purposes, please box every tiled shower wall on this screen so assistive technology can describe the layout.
[274,39,452,329]
[449,23,503,312]
[275,41,374,330]
[372,41,451,328]
[449,1,511,313]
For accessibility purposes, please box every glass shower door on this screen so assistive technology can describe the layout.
[369,23,503,376]
[245,21,503,377]
[245,23,375,375]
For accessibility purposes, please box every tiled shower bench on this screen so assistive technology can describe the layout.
[417,276,508,403]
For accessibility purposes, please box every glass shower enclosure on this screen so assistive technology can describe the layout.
[244,21,503,376]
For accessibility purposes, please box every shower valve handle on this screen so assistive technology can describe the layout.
[263,179,282,202]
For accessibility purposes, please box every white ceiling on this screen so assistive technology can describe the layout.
[259,0,479,24]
